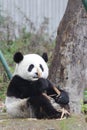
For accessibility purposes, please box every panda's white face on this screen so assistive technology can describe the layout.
[13,54,49,81]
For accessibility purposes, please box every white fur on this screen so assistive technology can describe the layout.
[5,97,35,118]
[13,54,49,81]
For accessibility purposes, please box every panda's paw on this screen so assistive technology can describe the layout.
[59,108,70,119]
[38,78,48,90]
[38,78,46,83]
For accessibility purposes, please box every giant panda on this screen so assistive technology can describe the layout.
[5,52,69,119]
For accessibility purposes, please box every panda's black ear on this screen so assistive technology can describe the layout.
[14,52,23,63]
[42,53,48,62]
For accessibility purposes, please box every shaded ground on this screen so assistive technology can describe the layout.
[0,113,87,130]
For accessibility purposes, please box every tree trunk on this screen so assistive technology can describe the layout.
[49,0,87,114]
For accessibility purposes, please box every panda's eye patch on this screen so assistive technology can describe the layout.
[28,64,34,72]
[40,64,44,72]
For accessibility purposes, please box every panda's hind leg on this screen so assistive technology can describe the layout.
[29,95,62,119]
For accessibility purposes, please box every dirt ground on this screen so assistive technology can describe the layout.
[0,113,87,130]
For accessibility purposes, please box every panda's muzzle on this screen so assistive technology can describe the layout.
[33,73,38,78]
[33,73,40,79]
[33,69,42,78]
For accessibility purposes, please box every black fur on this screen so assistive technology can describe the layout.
[7,76,46,98]
[14,52,23,63]
[46,85,69,105]
[42,53,48,62]
[7,75,62,119]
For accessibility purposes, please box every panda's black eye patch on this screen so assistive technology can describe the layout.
[28,64,34,72]
[40,64,44,72]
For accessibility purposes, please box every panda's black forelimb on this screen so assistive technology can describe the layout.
[38,78,69,105]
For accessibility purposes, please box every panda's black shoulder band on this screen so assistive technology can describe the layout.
[14,52,23,63]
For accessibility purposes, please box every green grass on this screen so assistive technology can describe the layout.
[0,83,8,101]
[81,90,87,113]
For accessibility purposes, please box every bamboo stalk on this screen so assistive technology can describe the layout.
[52,86,61,96]
[0,50,12,80]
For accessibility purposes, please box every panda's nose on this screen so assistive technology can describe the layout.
[36,68,42,78]
[35,72,38,76]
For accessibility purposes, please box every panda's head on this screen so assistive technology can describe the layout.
[13,52,49,81]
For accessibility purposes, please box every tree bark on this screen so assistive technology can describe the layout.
[49,0,87,114]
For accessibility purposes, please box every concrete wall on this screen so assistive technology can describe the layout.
[0,0,68,38]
